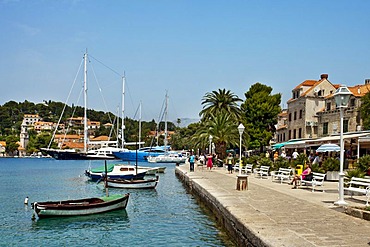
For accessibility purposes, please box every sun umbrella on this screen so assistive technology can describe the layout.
[316,143,340,152]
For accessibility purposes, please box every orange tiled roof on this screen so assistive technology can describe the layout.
[348,84,370,97]
[54,134,82,140]
[62,142,85,149]
[90,136,110,141]
[293,80,318,90]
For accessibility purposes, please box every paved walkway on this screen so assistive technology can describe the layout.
[177,164,370,247]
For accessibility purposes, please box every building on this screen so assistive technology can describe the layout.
[23,114,41,125]
[274,74,370,158]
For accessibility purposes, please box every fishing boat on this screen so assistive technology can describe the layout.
[85,163,148,182]
[106,176,159,189]
[33,193,130,218]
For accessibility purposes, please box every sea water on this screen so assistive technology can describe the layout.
[0,158,234,246]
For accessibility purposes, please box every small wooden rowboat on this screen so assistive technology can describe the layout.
[33,193,129,218]
[106,176,159,189]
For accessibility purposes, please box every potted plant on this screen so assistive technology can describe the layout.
[322,157,340,181]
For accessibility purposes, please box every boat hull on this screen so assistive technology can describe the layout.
[85,170,147,182]
[106,176,159,189]
[34,194,129,218]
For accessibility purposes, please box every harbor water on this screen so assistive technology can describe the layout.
[0,158,234,246]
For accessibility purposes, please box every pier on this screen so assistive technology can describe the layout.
[176,165,370,247]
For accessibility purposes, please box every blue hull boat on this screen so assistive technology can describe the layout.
[113,146,166,162]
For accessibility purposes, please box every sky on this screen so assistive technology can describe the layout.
[1,0,370,122]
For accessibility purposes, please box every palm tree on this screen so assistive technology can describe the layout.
[192,113,245,159]
[199,89,242,121]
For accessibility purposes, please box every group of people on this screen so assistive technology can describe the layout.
[188,153,215,172]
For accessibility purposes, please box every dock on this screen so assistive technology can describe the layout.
[176,165,370,247]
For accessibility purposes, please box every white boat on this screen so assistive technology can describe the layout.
[147,94,187,164]
[106,176,159,189]
[137,166,166,174]
[147,153,187,163]
[85,164,148,182]
[86,147,129,160]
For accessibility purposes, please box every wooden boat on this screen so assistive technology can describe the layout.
[106,176,159,189]
[85,164,147,182]
[33,193,130,218]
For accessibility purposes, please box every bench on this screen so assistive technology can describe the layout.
[254,165,270,179]
[233,164,253,174]
[344,177,370,206]
[271,168,292,184]
[300,172,326,192]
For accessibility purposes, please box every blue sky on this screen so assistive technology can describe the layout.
[1,0,370,122]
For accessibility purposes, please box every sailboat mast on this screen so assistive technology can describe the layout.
[83,52,88,153]
[164,92,168,151]
[139,101,142,149]
[121,73,125,148]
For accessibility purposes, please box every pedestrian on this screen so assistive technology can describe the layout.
[312,152,320,165]
[226,153,234,174]
[273,151,278,162]
[292,149,299,160]
[206,153,213,171]
[189,152,195,172]
[281,150,286,158]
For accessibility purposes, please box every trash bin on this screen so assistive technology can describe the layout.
[295,165,303,176]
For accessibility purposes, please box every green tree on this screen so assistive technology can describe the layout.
[5,135,19,155]
[199,89,242,121]
[241,83,281,152]
[360,91,370,130]
[192,114,242,159]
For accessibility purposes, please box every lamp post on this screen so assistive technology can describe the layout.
[209,135,213,154]
[334,86,352,206]
[238,123,245,176]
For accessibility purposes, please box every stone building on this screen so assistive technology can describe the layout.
[274,74,370,156]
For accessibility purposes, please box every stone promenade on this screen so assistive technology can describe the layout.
[175,164,370,247]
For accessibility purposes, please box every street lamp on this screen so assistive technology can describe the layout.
[209,135,213,154]
[334,86,352,206]
[238,123,245,176]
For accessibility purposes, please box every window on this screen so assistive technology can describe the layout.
[344,120,349,133]
[298,128,302,138]
[294,111,297,120]
[350,98,355,107]
[289,113,291,121]
[326,102,331,111]
[323,122,328,135]
[288,130,291,140]
[283,133,286,141]
[293,129,296,139]
[299,109,302,119]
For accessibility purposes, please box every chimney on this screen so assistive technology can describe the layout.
[320,74,328,80]
[365,79,370,85]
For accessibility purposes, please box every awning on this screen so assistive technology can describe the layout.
[305,132,370,146]
[283,140,306,149]
[272,139,301,149]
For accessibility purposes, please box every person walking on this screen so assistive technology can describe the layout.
[206,153,213,171]
[189,153,195,172]
[226,153,234,174]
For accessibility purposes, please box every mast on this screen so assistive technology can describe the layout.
[121,73,125,148]
[83,51,88,153]
[139,101,142,149]
[164,92,168,152]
